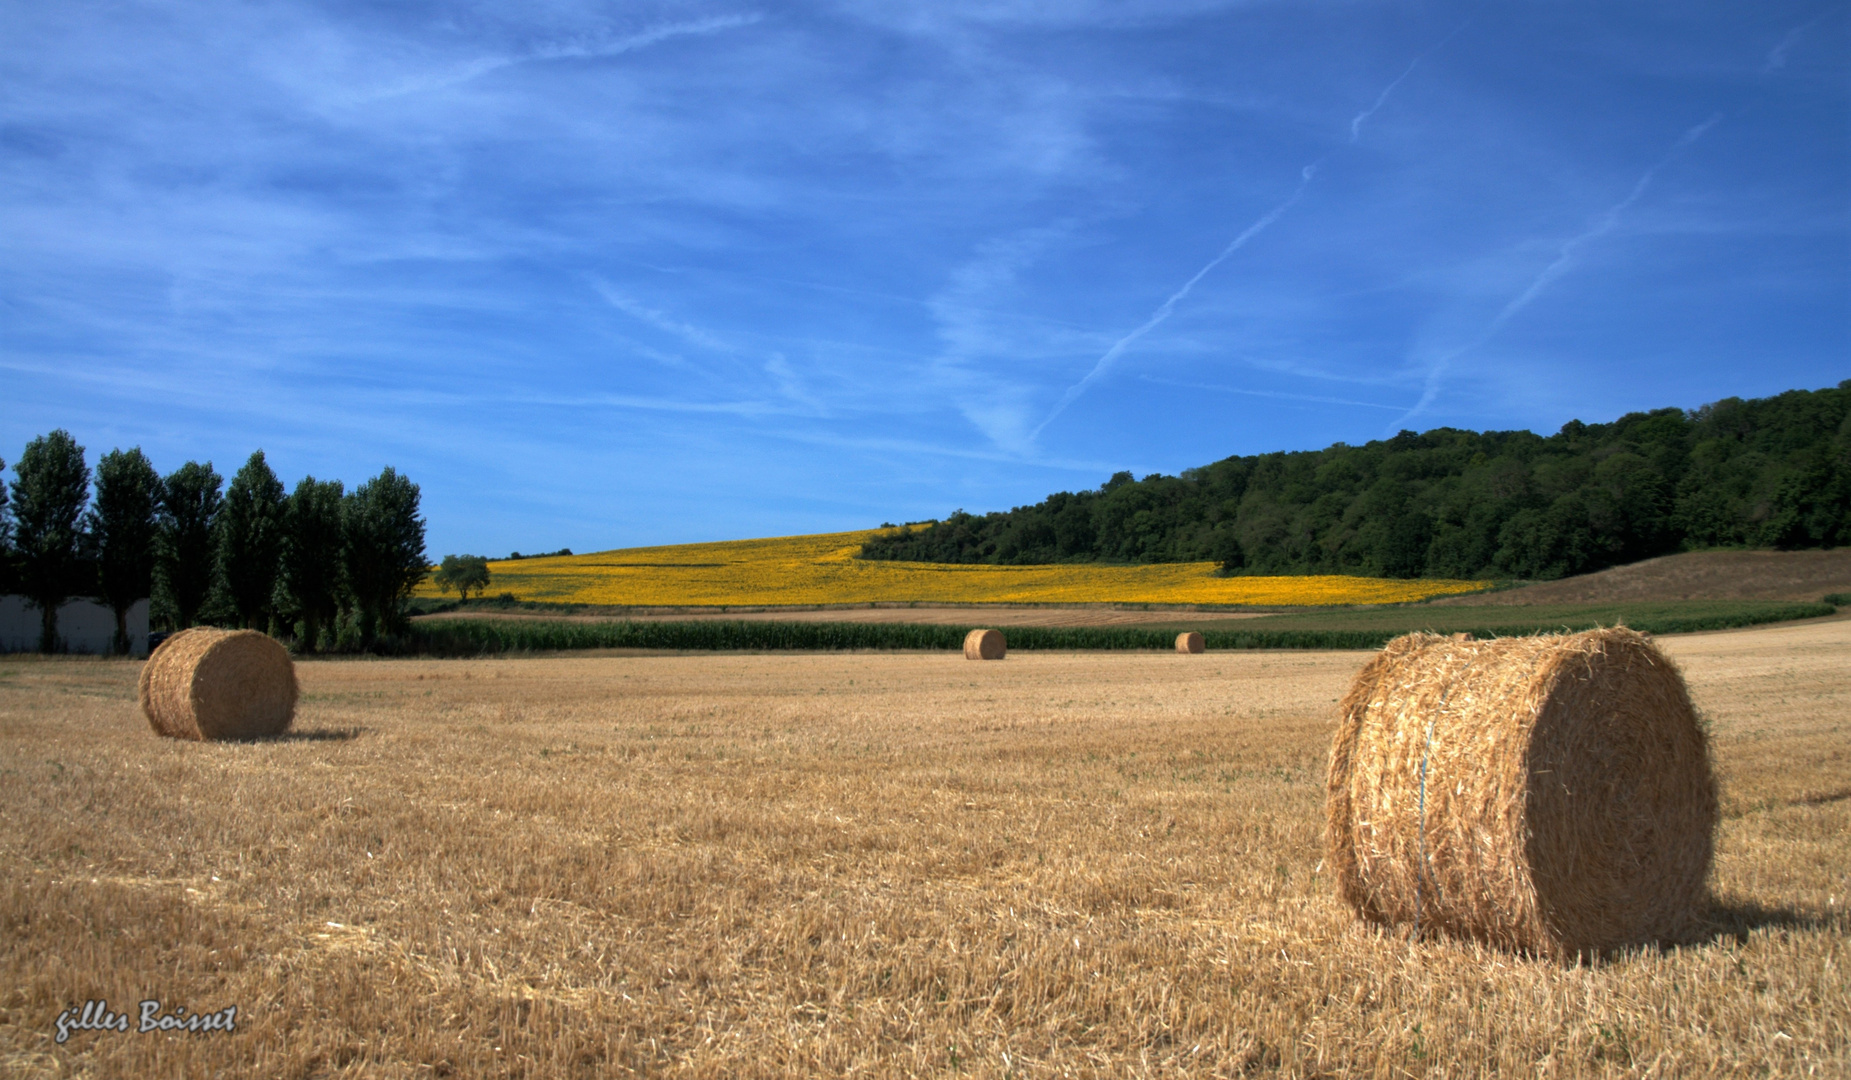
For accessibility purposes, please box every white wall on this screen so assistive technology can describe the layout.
[0,595,149,656]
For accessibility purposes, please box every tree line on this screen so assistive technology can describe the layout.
[860,383,1851,580]
[0,430,427,653]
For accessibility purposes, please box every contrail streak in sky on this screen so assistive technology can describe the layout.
[1395,113,1724,427]
[1349,23,1469,142]
[1033,164,1320,438]
[1763,14,1823,73]
[1491,114,1720,330]
[1032,29,1467,442]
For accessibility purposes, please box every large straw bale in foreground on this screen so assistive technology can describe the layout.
[1175,631,1205,654]
[139,628,298,740]
[963,628,1006,660]
[1326,627,1716,958]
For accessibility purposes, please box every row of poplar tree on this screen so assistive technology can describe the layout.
[0,429,427,654]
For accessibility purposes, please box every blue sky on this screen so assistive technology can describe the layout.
[4,2,1846,559]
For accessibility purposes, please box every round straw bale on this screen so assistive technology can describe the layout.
[1175,631,1205,654]
[139,628,298,741]
[139,628,206,739]
[963,628,1006,660]
[1325,627,1716,958]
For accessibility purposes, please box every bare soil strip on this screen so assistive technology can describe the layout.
[1431,548,1851,606]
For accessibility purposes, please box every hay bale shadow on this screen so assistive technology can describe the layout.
[1792,786,1851,807]
[1541,898,1842,963]
[225,726,366,743]
[1694,897,1846,947]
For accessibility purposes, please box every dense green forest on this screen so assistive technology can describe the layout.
[860,383,1851,580]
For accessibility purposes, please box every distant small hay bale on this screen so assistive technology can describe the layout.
[963,628,1006,660]
[1325,627,1717,959]
[139,628,298,741]
[1175,631,1205,654]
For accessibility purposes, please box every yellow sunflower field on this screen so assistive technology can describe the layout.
[417,529,1490,608]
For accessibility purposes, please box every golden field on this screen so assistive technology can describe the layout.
[2,620,1846,1077]
[416,529,1489,608]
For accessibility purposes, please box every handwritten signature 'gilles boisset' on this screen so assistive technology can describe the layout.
[55,999,238,1043]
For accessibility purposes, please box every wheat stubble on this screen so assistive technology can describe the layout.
[1,623,1845,1077]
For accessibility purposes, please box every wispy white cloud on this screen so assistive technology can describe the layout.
[627,342,690,368]
[844,0,1251,35]
[592,280,734,353]
[1034,163,1320,437]
[1236,352,1414,389]
[353,14,766,103]
[1141,375,1406,411]
[763,423,1119,476]
[592,279,835,414]
[496,391,789,418]
[763,352,826,413]
[919,226,1098,454]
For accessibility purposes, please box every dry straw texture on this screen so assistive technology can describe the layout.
[963,628,1006,660]
[3,623,1847,1076]
[1326,627,1718,959]
[138,628,298,741]
[1175,631,1205,654]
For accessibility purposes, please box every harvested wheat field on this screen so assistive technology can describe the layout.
[1,623,1846,1077]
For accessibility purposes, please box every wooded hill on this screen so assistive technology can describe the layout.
[859,383,1851,581]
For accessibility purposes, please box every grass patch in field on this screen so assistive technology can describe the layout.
[408,595,1314,619]
[407,600,1831,656]
[407,619,1406,655]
